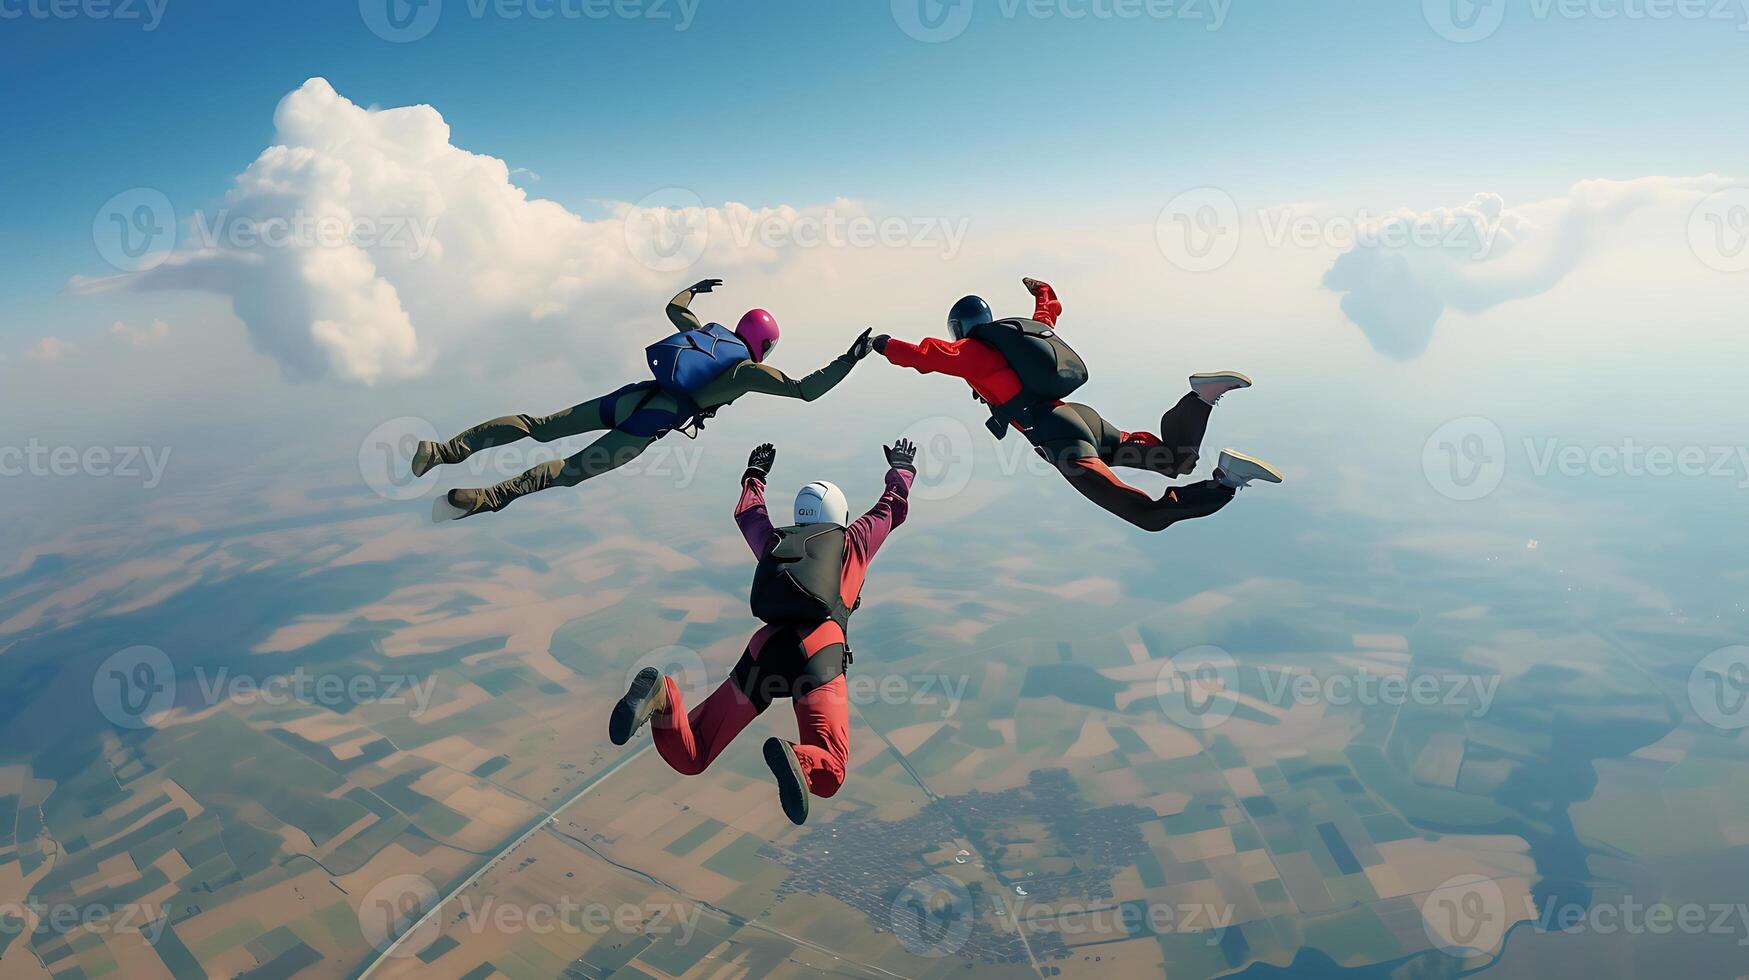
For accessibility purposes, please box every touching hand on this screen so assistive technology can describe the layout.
[845,327,876,362]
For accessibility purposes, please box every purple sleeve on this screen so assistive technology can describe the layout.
[735,477,775,557]
[845,467,914,564]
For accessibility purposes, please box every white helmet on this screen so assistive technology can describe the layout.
[793,481,850,527]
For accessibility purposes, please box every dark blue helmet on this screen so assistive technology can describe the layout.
[947,295,993,340]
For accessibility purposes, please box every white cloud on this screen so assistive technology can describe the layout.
[27,337,79,363]
[1322,176,1734,359]
[111,319,171,348]
[70,78,857,385]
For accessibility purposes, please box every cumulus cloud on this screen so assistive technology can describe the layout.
[1322,175,1734,359]
[71,78,861,385]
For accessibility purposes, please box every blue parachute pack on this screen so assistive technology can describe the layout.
[621,323,751,438]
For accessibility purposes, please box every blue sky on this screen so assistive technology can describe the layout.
[4,0,1747,334]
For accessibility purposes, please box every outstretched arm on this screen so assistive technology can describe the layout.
[846,439,917,561]
[734,443,777,556]
[880,335,1004,382]
[665,278,722,332]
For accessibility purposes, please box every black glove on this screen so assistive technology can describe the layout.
[744,443,776,482]
[844,327,876,362]
[871,334,891,354]
[884,438,918,473]
[688,278,723,294]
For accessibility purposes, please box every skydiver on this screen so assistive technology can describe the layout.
[408,279,879,520]
[608,438,916,825]
[871,277,1281,532]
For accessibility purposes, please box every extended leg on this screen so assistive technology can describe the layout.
[651,672,762,777]
[790,676,851,798]
[447,427,658,516]
[429,395,615,467]
[1022,277,1063,327]
[1059,457,1234,533]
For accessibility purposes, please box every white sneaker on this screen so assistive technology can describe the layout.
[1190,371,1252,405]
[430,493,469,524]
[1216,449,1283,489]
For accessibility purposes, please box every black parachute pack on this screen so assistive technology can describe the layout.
[738,524,859,708]
[968,317,1088,438]
[749,524,852,626]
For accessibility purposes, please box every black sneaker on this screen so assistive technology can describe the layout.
[763,737,810,825]
[609,667,666,745]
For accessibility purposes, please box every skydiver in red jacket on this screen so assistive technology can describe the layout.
[873,278,1281,532]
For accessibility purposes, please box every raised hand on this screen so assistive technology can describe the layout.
[884,437,918,473]
[689,278,724,294]
[745,443,776,481]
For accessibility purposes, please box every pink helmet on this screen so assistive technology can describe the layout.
[734,309,780,362]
